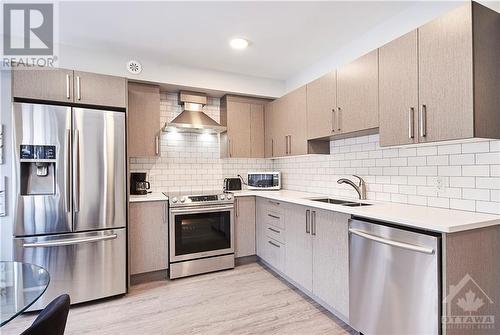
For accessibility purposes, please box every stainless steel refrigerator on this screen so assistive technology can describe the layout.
[12,102,127,310]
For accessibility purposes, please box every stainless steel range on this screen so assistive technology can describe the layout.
[166,191,234,279]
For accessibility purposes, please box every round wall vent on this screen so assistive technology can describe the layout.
[126,60,142,75]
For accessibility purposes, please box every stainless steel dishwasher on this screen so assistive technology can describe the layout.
[349,218,440,335]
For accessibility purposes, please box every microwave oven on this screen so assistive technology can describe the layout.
[247,172,281,190]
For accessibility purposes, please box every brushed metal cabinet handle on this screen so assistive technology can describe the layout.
[337,107,342,131]
[155,135,159,155]
[408,107,415,139]
[420,105,427,137]
[268,227,280,234]
[228,139,232,157]
[268,213,280,219]
[76,76,81,101]
[235,199,239,217]
[288,136,292,155]
[268,240,280,248]
[305,209,311,234]
[311,211,316,236]
[66,74,71,99]
[331,108,336,133]
[268,200,280,206]
[271,139,274,157]
[163,203,168,224]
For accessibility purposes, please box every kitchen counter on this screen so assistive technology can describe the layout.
[231,190,500,233]
[129,193,168,203]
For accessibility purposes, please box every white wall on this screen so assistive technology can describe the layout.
[274,135,500,215]
[285,0,499,93]
[58,44,285,98]
[130,93,272,193]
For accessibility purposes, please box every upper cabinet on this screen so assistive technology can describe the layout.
[380,2,500,146]
[12,68,126,108]
[220,95,268,158]
[337,49,379,135]
[306,71,337,140]
[128,82,161,157]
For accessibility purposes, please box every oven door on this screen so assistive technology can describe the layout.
[169,205,234,263]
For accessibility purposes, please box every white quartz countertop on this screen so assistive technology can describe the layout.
[232,190,500,233]
[129,193,168,203]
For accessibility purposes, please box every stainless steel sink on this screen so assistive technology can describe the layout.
[310,198,372,207]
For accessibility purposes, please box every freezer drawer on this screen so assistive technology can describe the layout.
[349,219,440,335]
[14,229,126,311]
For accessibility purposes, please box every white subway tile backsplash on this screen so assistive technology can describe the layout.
[450,198,476,212]
[449,154,474,166]
[462,141,490,154]
[462,188,490,201]
[476,152,500,165]
[462,165,490,177]
[416,146,437,156]
[438,144,462,155]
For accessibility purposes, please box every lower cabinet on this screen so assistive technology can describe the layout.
[129,201,168,275]
[234,196,256,258]
[256,199,350,319]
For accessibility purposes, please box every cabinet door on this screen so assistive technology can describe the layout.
[307,71,336,139]
[288,86,308,155]
[284,204,312,291]
[264,102,274,158]
[227,101,252,157]
[418,4,474,142]
[312,210,350,317]
[271,99,287,157]
[337,49,379,134]
[250,104,265,158]
[235,197,256,258]
[74,71,127,108]
[129,201,168,275]
[128,82,161,157]
[12,68,74,103]
[379,30,419,147]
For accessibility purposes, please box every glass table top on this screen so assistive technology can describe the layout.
[0,261,50,327]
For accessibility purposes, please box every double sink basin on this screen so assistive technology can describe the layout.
[309,198,372,207]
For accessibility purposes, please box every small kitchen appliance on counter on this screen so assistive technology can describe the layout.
[130,172,151,195]
[247,172,281,190]
[166,190,234,279]
[223,177,242,191]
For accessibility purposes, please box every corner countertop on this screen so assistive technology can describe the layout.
[231,190,500,233]
[129,193,168,203]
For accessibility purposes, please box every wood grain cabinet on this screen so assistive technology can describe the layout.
[234,196,256,258]
[380,2,500,146]
[129,201,168,275]
[12,68,126,108]
[307,71,337,140]
[220,95,268,158]
[127,82,161,157]
[337,49,379,135]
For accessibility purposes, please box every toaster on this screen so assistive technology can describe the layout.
[224,177,242,191]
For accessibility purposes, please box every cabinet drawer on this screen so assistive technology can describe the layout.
[265,211,284,229]
[263,237,285,272]
[265,224,285,244]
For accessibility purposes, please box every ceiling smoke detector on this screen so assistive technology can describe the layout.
[126,60,142,75]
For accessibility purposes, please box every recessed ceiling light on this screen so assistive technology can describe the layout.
[230,38,249,50]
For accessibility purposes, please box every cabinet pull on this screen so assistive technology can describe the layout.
[337,107,342,131]
[284,135,288,155]
[228,139,232,157]
[155,135,159,155]
[271,139,274,157]
[268,227,280,234]
[235,199,239,217]
[408,107,415,139]
[311,211,316,236]
[288,136,292,155]
[268,240,281,248]
[66,74,71,99]
[268,200,280,206]
[268,213,280,219]
[76,76,81,101]
[331,108,336,133]
[163,203,168,224]
[419,105,427,137]
[306,209,311,234]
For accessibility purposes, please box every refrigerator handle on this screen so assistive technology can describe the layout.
[73,129,80,212]
[23,234,117,248]
[65,129,71,212]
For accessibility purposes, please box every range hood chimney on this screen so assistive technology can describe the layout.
[162,91,226,133]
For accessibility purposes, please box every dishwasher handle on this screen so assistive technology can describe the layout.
[348,228,435,255]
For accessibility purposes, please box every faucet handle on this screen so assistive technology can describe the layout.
[352,175,364,186]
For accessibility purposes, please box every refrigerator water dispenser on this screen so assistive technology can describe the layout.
[19,145,56,195]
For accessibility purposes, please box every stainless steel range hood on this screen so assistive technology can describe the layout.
[162,91,226,133]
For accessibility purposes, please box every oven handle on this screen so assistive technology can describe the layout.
[170,205,234,214]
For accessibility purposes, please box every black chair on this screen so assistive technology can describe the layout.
[21,294,70,335]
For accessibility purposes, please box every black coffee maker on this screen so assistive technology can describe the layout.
[130,172,151,195]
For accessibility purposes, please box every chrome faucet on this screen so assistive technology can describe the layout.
[337,175,367,200]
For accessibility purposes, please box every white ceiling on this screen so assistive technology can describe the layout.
[59,1,417,81]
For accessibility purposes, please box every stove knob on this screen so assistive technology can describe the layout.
[220,194,226,200]
[180,197,186,203]
[226,194,232,200]
[171,197,178,203]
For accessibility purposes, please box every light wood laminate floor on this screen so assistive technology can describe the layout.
[2,262,355,335]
